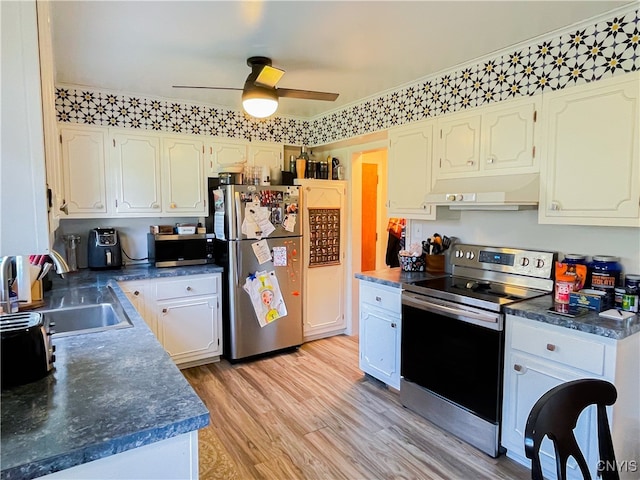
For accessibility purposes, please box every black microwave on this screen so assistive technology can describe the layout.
[147,233,215,267]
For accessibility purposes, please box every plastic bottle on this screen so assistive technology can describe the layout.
[555,273,576,304]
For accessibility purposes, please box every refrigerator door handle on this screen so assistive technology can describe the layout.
[236,241,242,286]
[234,190,243,239]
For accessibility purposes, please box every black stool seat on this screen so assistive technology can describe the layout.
[524,379,619,480]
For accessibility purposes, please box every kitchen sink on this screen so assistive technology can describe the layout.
[42,298,133,337]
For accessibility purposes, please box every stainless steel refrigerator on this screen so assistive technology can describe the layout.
[210,184,303,361]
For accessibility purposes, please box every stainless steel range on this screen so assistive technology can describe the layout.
[400,244,556,457]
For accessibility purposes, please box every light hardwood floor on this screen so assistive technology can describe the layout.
[182,335,531,480]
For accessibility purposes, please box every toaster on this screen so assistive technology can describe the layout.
[1,312,55,389]
[88,228,122,270]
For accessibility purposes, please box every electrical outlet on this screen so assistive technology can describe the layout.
[412,222,423,242]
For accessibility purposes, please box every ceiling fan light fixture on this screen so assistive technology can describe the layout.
[242,85,278,118]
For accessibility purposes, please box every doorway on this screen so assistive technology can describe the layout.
[361,163,378,272]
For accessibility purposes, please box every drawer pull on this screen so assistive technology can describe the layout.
[375,296,381,302]
[186,286,193,291]
[514,364,523,372]
[546,343,556,352]
[133,290,140,296]
[162,308,168,314]
[391,322,397,328]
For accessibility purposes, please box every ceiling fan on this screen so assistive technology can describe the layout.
[173,56,339,118]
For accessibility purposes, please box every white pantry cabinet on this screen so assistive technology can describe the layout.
[358,280,402,389]
[434,96,539,180]
[387,120,436,219]
[538,72,640,227]
[502,315,640,480]
[298,180,348,340]
[0,0,50,256]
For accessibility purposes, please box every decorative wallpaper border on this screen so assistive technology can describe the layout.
[56,6,639,147]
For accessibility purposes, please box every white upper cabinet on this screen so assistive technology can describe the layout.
[387,120,436,220]
[162,136,206,215]
[0,0,50,256]
[248,143,283,172]
[434,96,539,180]
[436,112,482,177]
[111,131,162,214]
[538,72,640,227]
[59,125,110,216]
[207,139,247,177]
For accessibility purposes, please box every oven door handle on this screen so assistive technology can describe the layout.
[402,292,502,329]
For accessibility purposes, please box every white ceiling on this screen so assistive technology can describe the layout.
[50,1,631,119]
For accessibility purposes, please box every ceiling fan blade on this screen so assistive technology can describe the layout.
[276,88,339,101]
[172,85,243,91]
[255,65,285,88]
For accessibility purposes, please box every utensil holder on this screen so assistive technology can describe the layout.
[426,255,445,273]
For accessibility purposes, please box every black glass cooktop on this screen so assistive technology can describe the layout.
[404,275,549,311]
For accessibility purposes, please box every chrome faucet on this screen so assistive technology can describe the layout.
[48,249,71,278]
[0,256,13,314]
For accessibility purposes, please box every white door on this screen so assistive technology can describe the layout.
[111,132,162,214]
[162,136,206,215]
[59,125,109,216]
[387,121,435,219]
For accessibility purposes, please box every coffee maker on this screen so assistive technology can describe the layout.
[88,228,122,270]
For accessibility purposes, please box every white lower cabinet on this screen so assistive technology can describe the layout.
[358,280,402,389]
[119,273,222,368]
[502,315,640,480]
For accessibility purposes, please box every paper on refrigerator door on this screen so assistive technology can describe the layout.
[243,270,288,327]
[272,246,287,267]
[242,205,275,239]
[282,214,296,232]
[251,239,272,265]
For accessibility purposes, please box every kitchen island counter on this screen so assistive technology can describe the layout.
[504,296,640,340]
[0,265,221,479]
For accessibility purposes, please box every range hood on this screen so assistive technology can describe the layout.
[424,173,539,210]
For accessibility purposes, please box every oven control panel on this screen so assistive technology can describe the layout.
[451,244,555,278]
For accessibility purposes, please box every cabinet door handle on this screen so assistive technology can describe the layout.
[546,343,556,352]
[59,201,69,215]
[186,286,192,291]
[550,202,560,211]
[151,203,159,209]
[391,322,397,328]
[514,364,524,373]
[170,202,176,209]
[375,296,381,302]
[162,308,168,314]
[133,290,139,296]
[467,160,474,166]
[487,155,495,164]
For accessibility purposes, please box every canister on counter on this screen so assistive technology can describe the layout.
[622,273,639,312]
[588,255,622,308]
[555,273,577,304]
[614,287,626,309]
[560,254,588,290]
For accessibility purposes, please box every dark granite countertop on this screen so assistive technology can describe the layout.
[355,267,447,288]
[1,264,222,479]
[504,296,640,341]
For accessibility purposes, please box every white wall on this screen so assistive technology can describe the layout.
[54,217,201,268]
[410,209,640,274]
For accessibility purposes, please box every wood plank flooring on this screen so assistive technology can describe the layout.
[182,335,530,480]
